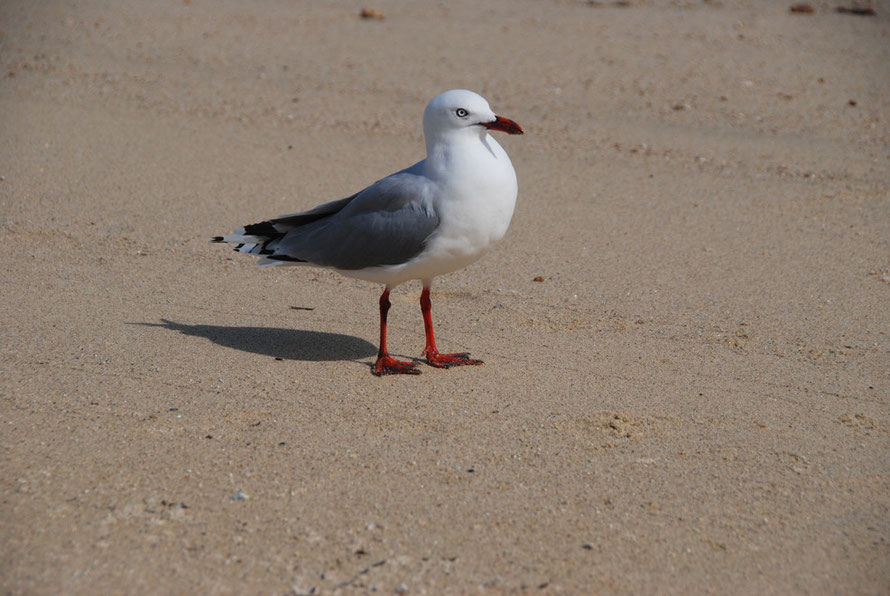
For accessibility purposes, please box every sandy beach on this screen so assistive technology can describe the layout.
[1,0,888,593]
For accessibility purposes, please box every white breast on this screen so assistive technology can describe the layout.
[339,131,518,287]
[410,133,517,279]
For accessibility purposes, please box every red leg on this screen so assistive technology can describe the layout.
[373,288,420,376]
[420,284,483,368]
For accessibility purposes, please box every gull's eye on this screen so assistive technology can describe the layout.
[455,108,469,118]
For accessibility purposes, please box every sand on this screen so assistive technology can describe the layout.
[1,0,888,593]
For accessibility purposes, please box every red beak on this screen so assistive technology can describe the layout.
[481,115,524,135]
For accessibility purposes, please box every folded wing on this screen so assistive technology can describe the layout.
[213,170,440,271]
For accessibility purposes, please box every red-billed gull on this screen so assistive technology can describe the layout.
[213,89,523,375]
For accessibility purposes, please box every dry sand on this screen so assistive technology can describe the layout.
[1,0,889,593]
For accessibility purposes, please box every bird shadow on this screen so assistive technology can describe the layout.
[134,319,377,362]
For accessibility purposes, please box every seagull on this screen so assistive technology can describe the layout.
[212,89,523,375]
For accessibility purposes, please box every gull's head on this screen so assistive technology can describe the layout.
[423,89,523,145]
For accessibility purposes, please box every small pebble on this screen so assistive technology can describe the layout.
[360,7,385,20]
[836,6,876,16]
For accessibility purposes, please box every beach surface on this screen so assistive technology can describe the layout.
[1,0,888,593]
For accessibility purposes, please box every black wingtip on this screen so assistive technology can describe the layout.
[211,236,224,243]
[265,254,306,263]
[242,221,282,237]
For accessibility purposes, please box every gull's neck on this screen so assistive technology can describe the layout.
[424,128,490,170]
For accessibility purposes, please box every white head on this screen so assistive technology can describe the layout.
[422,89,523,147]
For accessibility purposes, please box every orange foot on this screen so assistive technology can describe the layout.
[372,355,421,376]
[423,349,484,369]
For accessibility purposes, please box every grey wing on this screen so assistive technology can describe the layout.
[271,172,440,270]
[268,195,356,228]
[220,195,356,244]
